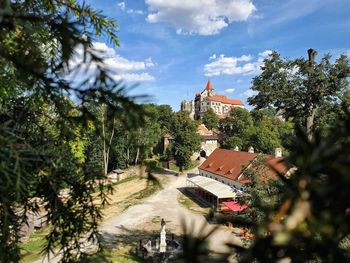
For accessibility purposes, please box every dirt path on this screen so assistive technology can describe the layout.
[34,168,241,262]
[99,168,242,254]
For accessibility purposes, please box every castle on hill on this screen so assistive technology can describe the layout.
[180,80,245,120]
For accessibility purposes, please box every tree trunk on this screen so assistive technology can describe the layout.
[102,112,108,176]
[179,165,183,172]
[306,106,316,142]
[306,49,317,142]
[126,146,130,168]
[102,108,115,176]
[126,133,131,168]
[135,146,140,166]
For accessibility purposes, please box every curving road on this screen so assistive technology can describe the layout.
[100,168,242,254]
[35,168,241,262]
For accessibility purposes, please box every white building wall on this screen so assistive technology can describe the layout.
[200,140,218,156]
[198,169,245,191]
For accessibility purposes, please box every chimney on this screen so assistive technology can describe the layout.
[275,148,282,158]
[234,146,239,151]
[248,146,254,153]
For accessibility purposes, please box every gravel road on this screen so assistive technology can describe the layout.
[100,168,241,254]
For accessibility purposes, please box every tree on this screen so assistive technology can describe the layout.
[220,108,254,137]
[250,115,287,154]
[248,50,350,141]
[132,104,161,165]
[155,104,175,132]
[221,136,244,150]
[171,112,201,171]
[0,1,146,261]
[219,108,294,154]
[234,107,350,262]
[202,108,218,130]
[219,108,254,151]
[230,156,285,230]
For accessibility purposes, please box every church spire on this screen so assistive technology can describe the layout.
[205,79,214,91]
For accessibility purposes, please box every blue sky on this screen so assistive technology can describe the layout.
[84,0,350,110]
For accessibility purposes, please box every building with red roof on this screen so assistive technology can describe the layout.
[180,80,244,120]
[186,147,290,209]
[198,148,288,190]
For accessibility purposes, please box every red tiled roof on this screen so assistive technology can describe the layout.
[237,156,287,184]
[197,124,212,135]
[207,95,244,106]
[199,149,257,181]
[205,80,214,91]
[267,156,288,176]
[199,148,289,184]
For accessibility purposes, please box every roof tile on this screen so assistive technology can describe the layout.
[207,95,244,105]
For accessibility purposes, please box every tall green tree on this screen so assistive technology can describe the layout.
[248,50,350,141]
[234,108,350,263]
[251,113,294,155]
[0,1,146,261]
[219,108,254,151]
[219,108,254,137]
[132,104,162,165]
[171,112,201,171]
[220,108,293,154]
[155,104,175,132]
[202,108,219,130]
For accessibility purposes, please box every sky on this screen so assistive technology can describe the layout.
[84,0,350,111]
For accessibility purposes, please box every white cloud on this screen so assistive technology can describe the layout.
[243,89,257,98]
[204,50,272,77]
[209,54,217,60]
[145,0,256,35]
[225,88,235,93]
[113,73,154,82]
[259,50,273,58]
[118,2,125,11]
[118,2,144,15]
[126,9,144,15]
[68,42,155,83]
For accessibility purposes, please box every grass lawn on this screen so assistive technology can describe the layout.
[83,246,141,263]
[20,228,49,263]
[177,192,210,215]
[169,160,200,172]
[20,173,164,262]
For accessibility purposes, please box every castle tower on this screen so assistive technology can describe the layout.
[205,79,214,96]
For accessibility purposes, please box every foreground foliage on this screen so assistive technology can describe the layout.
[0,0,146,261]
[234,107,350,262]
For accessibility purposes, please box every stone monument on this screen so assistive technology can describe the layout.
[159,218,167,253]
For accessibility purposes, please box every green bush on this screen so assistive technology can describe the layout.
[144,159,162,171]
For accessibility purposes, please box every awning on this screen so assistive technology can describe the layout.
[187,176,236,199]
[222,201,248,212]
